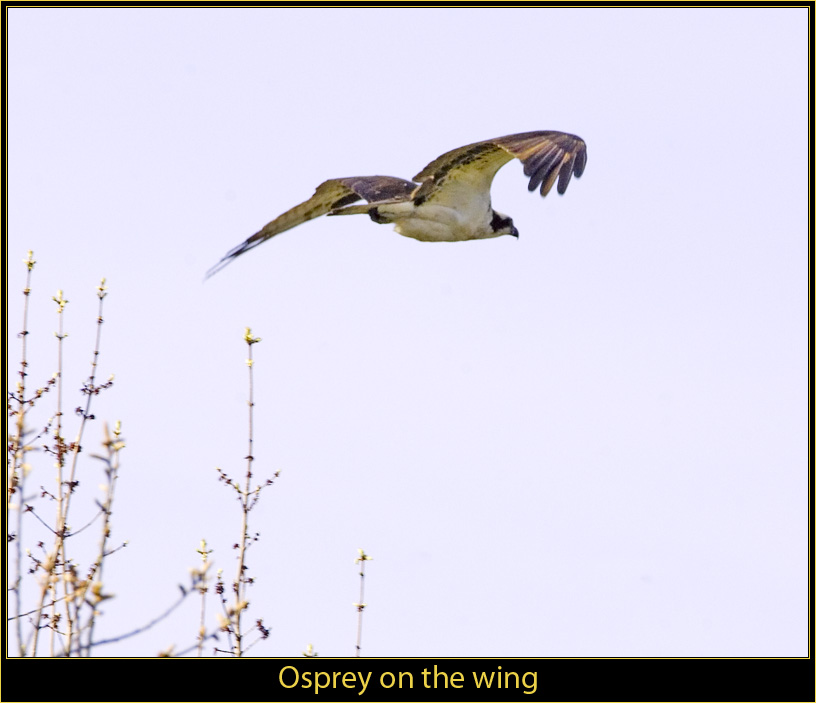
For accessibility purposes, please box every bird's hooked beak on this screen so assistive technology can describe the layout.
[511,226,519,238]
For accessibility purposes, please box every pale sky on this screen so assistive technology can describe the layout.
[7,7,807,657]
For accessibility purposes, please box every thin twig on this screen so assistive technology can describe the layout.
[354,549,372,657]
[31,288,70,657]
[61,587,192,656]
[8,251,36,655]
[82,420,125,656]
[232,328,262,656]
[195,539,213,657]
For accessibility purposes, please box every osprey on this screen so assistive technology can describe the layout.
[206,130,587,277]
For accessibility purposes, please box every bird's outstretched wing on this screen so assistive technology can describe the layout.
[410,131,587,208]
[206,176,417,277]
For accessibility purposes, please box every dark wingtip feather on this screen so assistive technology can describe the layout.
[204,237,261,279]
[574,148,587,178]
[523,144,561,194]
[204,222,280,279]
[556,154,575,195]
[204,258,230,281]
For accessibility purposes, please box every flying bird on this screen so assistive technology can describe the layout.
[206,130,587,278]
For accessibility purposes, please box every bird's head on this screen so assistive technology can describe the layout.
[490,210,519,239]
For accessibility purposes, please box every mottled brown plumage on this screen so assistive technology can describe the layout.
[410,131,586,207]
